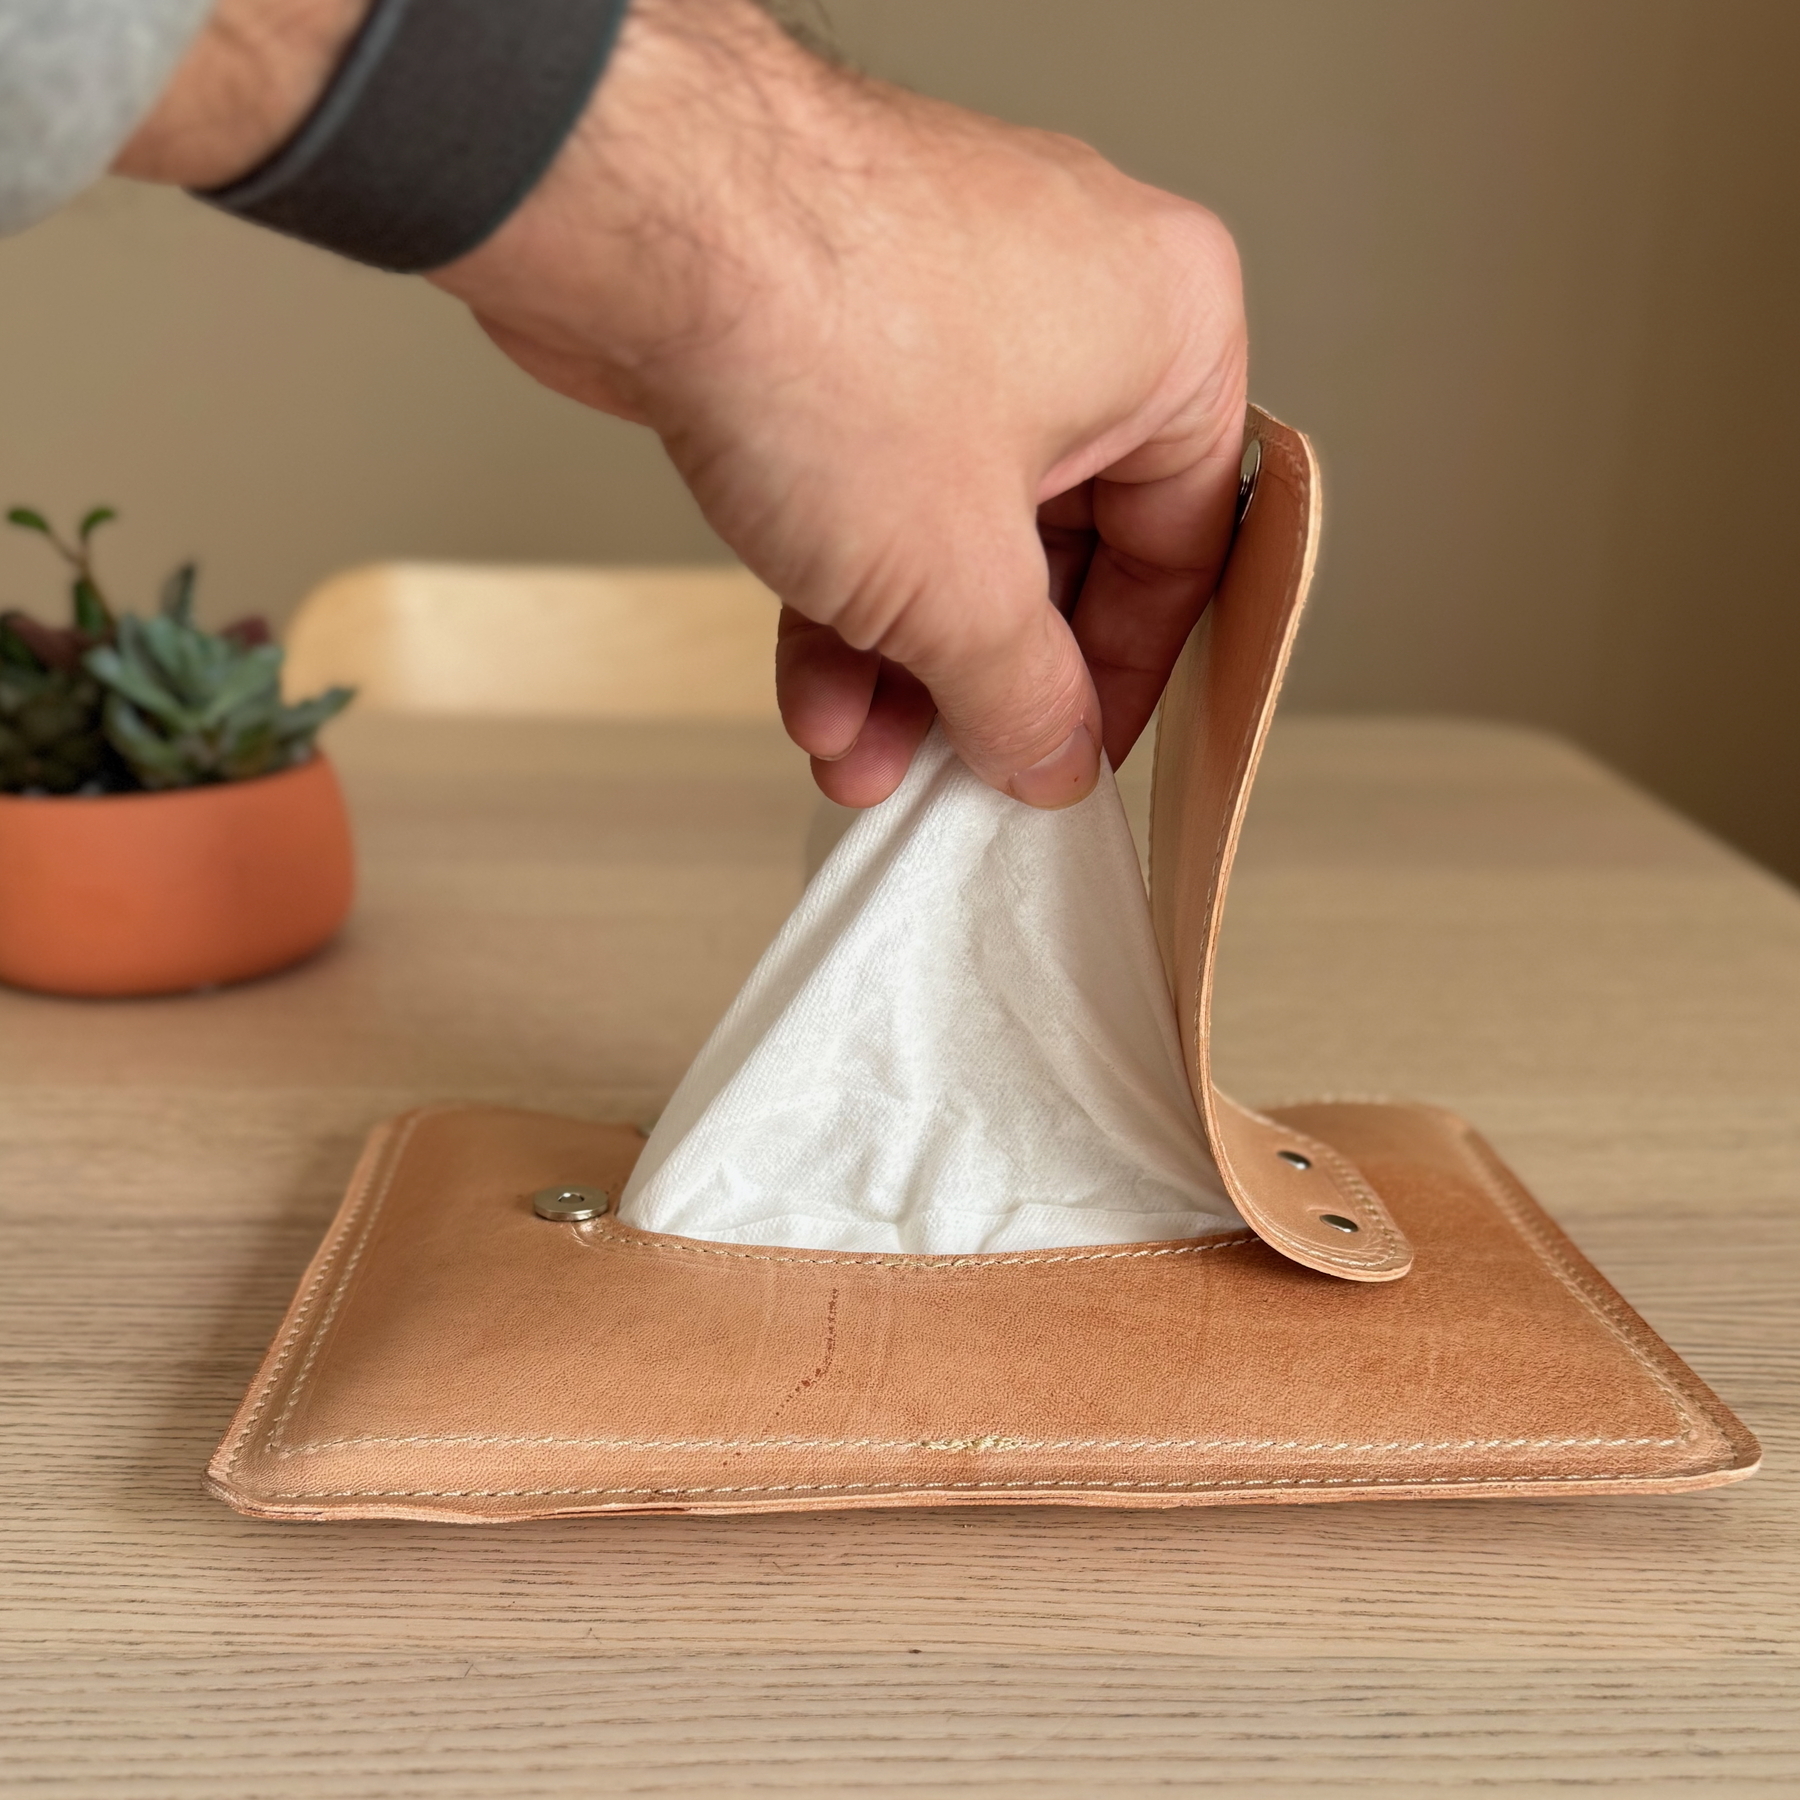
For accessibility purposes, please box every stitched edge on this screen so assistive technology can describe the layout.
[1301,1136,1404,1266]
[571,1222,1259,1269]
[269,1469,1707,1502]
[1446,1121,1703,1449]
[224,1109,429,1475]
[1225,1110,1408,1273]
[277,1430,1684,1458]
[242,1106,1708,1497]
[1150,432,1406,1276]
[238,1120,1250,1469]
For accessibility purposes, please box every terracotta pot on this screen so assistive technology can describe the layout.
[0,755,355,998]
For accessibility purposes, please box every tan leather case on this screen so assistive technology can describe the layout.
[209,411,1759,1522]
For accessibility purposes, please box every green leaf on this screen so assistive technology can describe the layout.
[277,685,356,742]
[6,507,50,535]
[77,506,117,543]
[103,694,197,789]
[158,562,197,627]
[195,644,281,729]
[78,580,355,788]
[136,613,210,703]
[72,576,112,636]
[86,640,198,732]
[218,717,284,782]
[0,619,41,671]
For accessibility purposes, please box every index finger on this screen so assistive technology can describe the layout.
[1060,413,1247,768]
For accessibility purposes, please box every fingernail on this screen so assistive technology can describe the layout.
[1008,724,1099,809]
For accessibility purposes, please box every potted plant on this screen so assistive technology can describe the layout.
[0,507,355,997]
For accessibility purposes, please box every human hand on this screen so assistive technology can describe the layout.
[121,0,1248,809]
[435,0,1248,807]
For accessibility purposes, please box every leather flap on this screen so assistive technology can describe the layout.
[1150,409,1414,1279]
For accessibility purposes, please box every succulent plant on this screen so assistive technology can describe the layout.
[1,506,354,795]
[0,507,125,793]
[0,643,115,794]
[87,563,353,788]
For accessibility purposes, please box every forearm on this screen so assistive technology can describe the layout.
[429,0,864,416]
[111,0,799,216]
[111,0,370,188]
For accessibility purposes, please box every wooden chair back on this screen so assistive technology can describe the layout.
[282,562,781,718]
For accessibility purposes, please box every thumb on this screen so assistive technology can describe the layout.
[887,518,1102,810]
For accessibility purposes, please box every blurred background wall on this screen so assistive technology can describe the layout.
[1,0,1795,876]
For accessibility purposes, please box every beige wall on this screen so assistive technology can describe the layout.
[2,0,1795,876]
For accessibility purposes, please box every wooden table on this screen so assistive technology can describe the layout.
[4,714,1796,1796]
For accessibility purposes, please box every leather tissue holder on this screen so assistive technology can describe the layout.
[210,410,1759,1521]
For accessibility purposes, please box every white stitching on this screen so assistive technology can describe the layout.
[262,1113,426,1456]
[246,1103,1706,1497]
[1230,1118,1407,1271]
[225,1109,428,1476]
[272,1469,1701,1501]
[278,1430,1684,1457]
[1446,1123,1701,1446]
[571,1221,1258,1269]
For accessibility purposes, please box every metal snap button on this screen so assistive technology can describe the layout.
[1276,1149,1312,1169]
[1236,437,1262,524]
[1319,1213,1360,1234]
[531,1185,610,1222]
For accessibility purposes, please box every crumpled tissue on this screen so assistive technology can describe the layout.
[618,722,1238,1253]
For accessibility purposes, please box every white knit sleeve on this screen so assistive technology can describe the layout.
[0,0,213,235]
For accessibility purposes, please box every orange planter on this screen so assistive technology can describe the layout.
[0,755,354,998]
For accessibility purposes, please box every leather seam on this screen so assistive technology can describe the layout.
[247,1127,1259,1464]
[230,1108,430,1473]
[268,1470,1715,1501]
[568,1223,1261,1269]
[1447,1124,1703,1448]
[274,1430,1686,1458]
[242,1107,1704,1482]
[1224,1113,1406,1271]
[240,1124,1253,1464]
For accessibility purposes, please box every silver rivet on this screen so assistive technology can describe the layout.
[1320,1213,1360,1234]
[1236,437,1262,524]
[532,1185,610,1222]
[1277,1149,1311,1170]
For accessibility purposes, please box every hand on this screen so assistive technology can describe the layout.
[123,0,1248,809]
[435,0,1246,806]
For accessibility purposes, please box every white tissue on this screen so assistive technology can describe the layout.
[618,723,1239,1253]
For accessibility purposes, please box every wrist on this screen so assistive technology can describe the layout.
[430,0,869,413]
[113,0,371,189]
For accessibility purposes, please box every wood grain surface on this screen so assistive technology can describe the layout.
[2,714,1795,1796]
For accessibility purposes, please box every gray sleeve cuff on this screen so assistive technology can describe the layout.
[0,0,214,235]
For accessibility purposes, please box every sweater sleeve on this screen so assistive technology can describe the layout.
[0,0,213,235]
